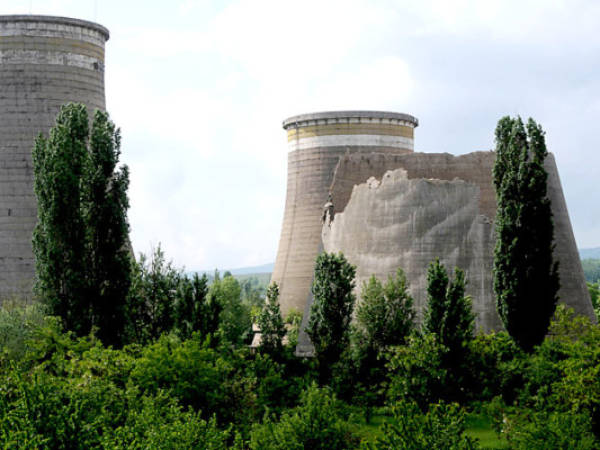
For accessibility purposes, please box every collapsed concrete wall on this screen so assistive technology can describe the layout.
[320,152,594,333]
[323,168,500,331]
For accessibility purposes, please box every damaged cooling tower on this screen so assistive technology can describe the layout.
[0,15,109,303]
[271,111,419,317]
[270,110,595,355]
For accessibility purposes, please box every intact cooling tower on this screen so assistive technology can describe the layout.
[0,15,109,302]
[271,111,419,316]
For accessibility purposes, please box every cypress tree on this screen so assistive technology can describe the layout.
[493,116,559,352]
[84,110,131,346]
[33,104,89,336]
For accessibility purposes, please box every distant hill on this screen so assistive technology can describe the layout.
[226,263,274,275]
[192,262,274,279]
[580,248,600,260]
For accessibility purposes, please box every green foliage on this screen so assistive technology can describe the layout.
[466,331,522,402]
[0,303,48,363]
[0,344,233,449]
[588,281,600,320]
[129,334,254,425]
[33,103,90,336]
[493,116,559,353]
[582,258,600,283]
[32,104,131,346]
[257,283,286,355]
[284,308,303,349]
[249,383,359,450]
[83,110,131,347]
[423,259,449,335]
[239,275,267,309]
[3,298,600,447]
[103,392,234,449]
[424,260,475,353]
[498,409,596,449]
[366,401,478,449]
[174,273,212,340]
[387,333,447,408]
[357,269,415,350]
[307,252,356,381]
[422,260,474,401]
[125,245,181,343]
[211,274,252,347]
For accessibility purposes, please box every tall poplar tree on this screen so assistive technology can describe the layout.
[33,104,89,336]
[33,103,131,345]
[493,116,559,352]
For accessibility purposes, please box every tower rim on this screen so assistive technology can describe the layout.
[283,110,418,129]
[0,14,109,41]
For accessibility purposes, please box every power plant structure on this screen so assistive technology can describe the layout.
[269,111,595,356]
[0,15,109,303]
[272,111,419,315]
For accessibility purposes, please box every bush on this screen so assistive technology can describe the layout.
[386,333,447,409]
[249,383,359,449]
[0,303,48,364]
[503,409,596,449]
[466,331,522,401]
[367,401,478,449]
[129,334,234,420]
[102,390,235,449]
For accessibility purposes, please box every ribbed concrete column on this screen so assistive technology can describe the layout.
[271,111,419,316]
[0,15,109,303]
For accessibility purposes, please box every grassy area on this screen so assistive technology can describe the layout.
[350,411,508,448]
[465,413,509,449]
[349,413,387,443]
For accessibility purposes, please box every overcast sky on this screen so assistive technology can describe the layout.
[4,0,600,271]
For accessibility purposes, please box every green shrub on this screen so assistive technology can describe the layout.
[0,303,49,365]
[466,331,521,401]
[102,390,234,449]
[386,333,447,409]
[366,401,478,449]
[129,334,234,418]
[504,410,596,449]
[249,383,359,449]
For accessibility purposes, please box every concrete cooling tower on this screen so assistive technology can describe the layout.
[269,110,595,356]
[0,15,109,303]
[271,111,419,317]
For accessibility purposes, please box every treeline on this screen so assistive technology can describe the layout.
[583,258,600,282]
[2,252,600,448]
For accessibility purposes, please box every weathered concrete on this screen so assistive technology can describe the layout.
[322,151,594,332]
[0,15,108,303]
[272,111,418,316]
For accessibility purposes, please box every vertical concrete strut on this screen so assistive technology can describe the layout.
[0,15,109,303]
